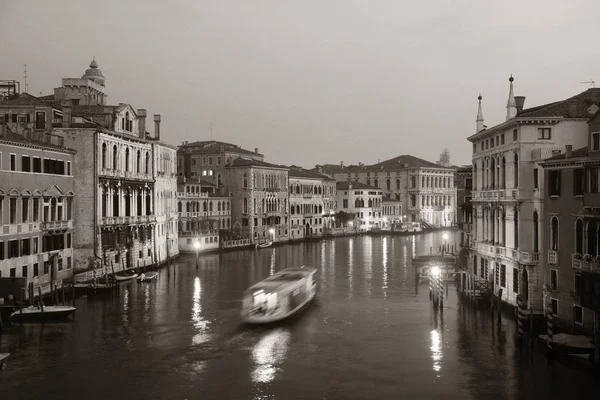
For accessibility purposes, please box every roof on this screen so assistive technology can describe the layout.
[542,146,590,162]
[0,130,76,153]
[372,155,455,170]
[288,167,335,181]
[336,181,381,191]
[0,92,56,107]
[179,140,263,157]
[382,195,400,202]
[518,88,600,118]
[227,158,287,170]
[456,165,473,173]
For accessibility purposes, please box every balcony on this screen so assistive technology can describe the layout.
[473,189,518,202]
[583,193,600,209]
[578,254,600,272]
[518,250,539,265]
[101,215,156,225]
[302,193,313,198]
[99,168,152,181]
[177,192,209,198]
[531,147,564,161]
[572,253,582,269]
[548,250,558,265]
[41,220,72,230]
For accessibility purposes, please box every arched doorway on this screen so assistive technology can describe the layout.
[305,222,310,237]
[522,268,529,306]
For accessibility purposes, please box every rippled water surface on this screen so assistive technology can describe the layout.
[0,232,597,399]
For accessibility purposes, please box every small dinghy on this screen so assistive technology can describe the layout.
[114,272,138,282]
[137,272,158,282]
[10,305,76,323]
[256,241,273,249]
[539,333,595,356]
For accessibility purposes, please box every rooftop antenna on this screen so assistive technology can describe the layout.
[581,79,596,88]
[209,120,213,140]
[23,64,28,93]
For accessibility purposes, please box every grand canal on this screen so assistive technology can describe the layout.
[0,232,597,399]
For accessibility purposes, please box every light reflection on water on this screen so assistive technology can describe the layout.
[348,238,354,299]
[430,329,443,375]
[382,237,388,299]
[251,328,291,384]
[143,283,150,323]
[191,276,211,345]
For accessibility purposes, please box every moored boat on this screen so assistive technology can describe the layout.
[114,272,138,282]
[255,241,273,249]
[241,266,317,324]
[137,272,158,282]
[10,305,76,323]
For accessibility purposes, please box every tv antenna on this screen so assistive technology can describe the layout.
[23,64,28,93]
[581,79,596,88]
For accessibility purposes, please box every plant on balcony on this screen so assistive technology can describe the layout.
[573,253,582,260]
[583,254,594,262]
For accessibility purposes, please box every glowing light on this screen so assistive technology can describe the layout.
[383,217,388,223]
[191,277,211,345]
[431,266,441,277]
[269,228,275,234]
[442,233,448,241]
[194,241,201,249]
[430,329,442,372]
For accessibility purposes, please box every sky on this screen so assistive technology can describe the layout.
[1,0,599,168]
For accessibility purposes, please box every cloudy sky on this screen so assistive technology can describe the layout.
[1,0,598,167]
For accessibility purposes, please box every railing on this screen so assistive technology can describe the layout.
[101,215,156,225]
[548,250,558,265]
[222,239,250,248]
[518,250,539,264]
[302,193,313,198]
[179,230,218,237]
[572,253,582,269]
[580,255,600,272]
[99,168,151,181]
[41,220,71,230]
[177,192,209,198]
[473,189,518,201]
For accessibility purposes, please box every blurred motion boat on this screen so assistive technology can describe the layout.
[241,266,317,324]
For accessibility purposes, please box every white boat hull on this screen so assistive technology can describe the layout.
[137,272,158,282]
[10,306,77,322]
[115,273,138,282]
[242,283,317,324]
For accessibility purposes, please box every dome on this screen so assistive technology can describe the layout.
[82,57,105,86]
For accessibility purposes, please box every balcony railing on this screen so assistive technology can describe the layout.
[99,168,152,181]
[578,254,600,272]
[473,189,518,201]
[518,250,539,264]
[41,220,71,230]
[177,192,209,198]
[548,250,558,265]
[572,253,582,269]
[101,215,156,225]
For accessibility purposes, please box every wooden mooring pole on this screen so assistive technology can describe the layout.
[594,311,600,367]
[516,295,525,344]
[546,305,554,363]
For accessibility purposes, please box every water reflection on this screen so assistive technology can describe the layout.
[251,328,291,384]
[122,286,129,327]
[191,277,211,345]
[269,249,276,276]
[382,237,388,299]
[363,236,373,298]
[430,329,442,375]
[143,283,150,323]
[348,239,354,298]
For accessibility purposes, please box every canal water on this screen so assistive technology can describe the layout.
[0,232,597,399]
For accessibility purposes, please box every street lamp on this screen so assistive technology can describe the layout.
[269,228,275,242]
[194,240,200,268]
[442,233,449,255]
[431,266,441,277]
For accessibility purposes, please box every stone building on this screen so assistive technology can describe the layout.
[381,196,402,230]
[467,77,600,310]
[319,154,456,227]
[177,140,264,191]
[222,158,289,243]
[288,166,336,239]
[150,125,179,264]
[0,59,178,273]
[335,181,382,232]
[455,165,473,250]
[540,111,600,335]
[0,122,76,295]
[176,177,231,253]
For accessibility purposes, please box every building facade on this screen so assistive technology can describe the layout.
[336,182,382,232]
[467,78,599,309]
[223,158,289,243]
[0,125,76,296]
[177,178,231,253]
[321,155,456,227]
[381,196,402,230]
[456,165,473,250]
[152,134,179,263]
[540,112,600,335]
[288,167,336,239]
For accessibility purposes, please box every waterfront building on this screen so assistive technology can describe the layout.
[467,78,600,310]
[222,158,289,243]
[456,165,473,250]
[540,111,600,335]
[381,196,402,230]
[335,181,382,232]
[318,155,456,227]
[177,140,264,191]
[0,60,176,273]
[288,166,336,239]
[176,177,231,253]
[0,122,76,295]
[151,131,179,263]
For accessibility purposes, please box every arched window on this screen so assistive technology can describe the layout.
[243,173,248,188]
[490,158,495,189]
[411,194,416,207]
[502,157,506,188]
[588,220,598,257]
[178,202,182,213]
[411,176,416,188]
[145,152,150,174]
[137,150,141,173]
[366,179,371,186]
[186,203,190,212]
[102,143,107,169]
[575,218,584,254]
[125,148,130,172]
[243,197,248,214]
[396,179,400,190]
[501,211,506,244]
[374,179,378,187]
[113,145,118,170]
[550,217,559,251]
[422,177,425,187]
[203,201,207,212]
[514,153,519,187]
[533,211,539,252]
[209,201,213,212]
[387,179,391,190]
[218,201,221,212]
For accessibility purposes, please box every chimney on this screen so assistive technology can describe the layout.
[340,161,344,169]
[61,100,72,128]
[0,123,5,139]
[153,114,161,140]
[514,96,526,113]
[137,109,147,139]
[565,145,573,158]
[318,166,323,174]
[568,100,578,118]
[255,147,259,154]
